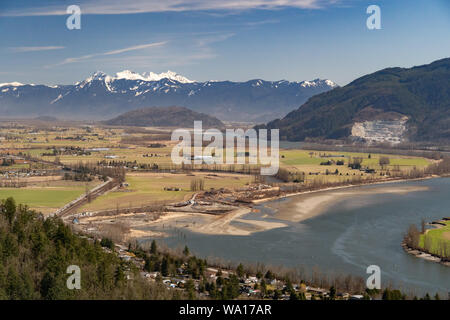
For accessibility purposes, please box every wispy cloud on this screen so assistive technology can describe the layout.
[1,0,339,16]
[75,32,233,69]
[47,41,167,67]
[43,31,233,73]
[245,19,280,26]
[101,43,168,56]
[9,46,65,52]
[95,51,218,70]
[195,33,236,47]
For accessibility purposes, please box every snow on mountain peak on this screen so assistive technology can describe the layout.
[324,79,338,87]
[300,79,338,88]
[115,70,147,81]
[141,70,194,83]
[0,82,24,88]
[76,71,115,90]
[84,70,195,83]
[85,71,109,82]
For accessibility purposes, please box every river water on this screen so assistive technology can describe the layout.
[151,178,450,296]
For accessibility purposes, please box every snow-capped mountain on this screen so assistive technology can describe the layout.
[80,70,194,84]
[0,71,338,122]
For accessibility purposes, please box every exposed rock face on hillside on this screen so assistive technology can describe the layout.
[351,117,408,144]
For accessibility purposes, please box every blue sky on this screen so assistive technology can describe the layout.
[0,0,449,85]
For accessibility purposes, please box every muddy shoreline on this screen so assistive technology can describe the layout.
[401,241,450,267]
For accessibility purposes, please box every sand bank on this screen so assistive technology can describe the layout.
[266,185,429,223]
[189,207,287,236]
[138,207,288,237]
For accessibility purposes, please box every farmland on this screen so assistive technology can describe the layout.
[81,171,253,212]
[0,121,439,215]
[279,149,432,183]
[280,150,430,168]
[0,180,100,214]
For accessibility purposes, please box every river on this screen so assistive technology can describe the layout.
[147,177,450,296]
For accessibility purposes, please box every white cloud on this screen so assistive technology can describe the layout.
[47,41,167,67]
[1,0,339,16]
[9,46,65,52]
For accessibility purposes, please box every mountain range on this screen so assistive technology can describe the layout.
[261,58,450,143]
[0,70,337,123]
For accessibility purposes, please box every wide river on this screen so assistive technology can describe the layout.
[152,178,450,296]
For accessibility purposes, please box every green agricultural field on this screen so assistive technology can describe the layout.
[43,145,175,166]
[280,150,431,169]
[278,149,432,184]
[0,187,85,214]
[419,221,450,257]
[81,172,253,212]
[280,149,430,168]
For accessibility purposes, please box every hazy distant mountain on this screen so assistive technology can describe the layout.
[103,106,224,128]
[261,58,450,143]
[34,115,59,122]
[0,70,337,122]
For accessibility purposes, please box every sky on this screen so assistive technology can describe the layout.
[0,0,449,86]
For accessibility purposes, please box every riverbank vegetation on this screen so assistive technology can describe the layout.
[404,219,450,261]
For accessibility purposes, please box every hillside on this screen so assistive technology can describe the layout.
[0,71,337,122]
[103,106,224,128]
[262,58,450,143]
[0,197,174,300]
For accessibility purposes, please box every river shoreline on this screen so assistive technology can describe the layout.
[401,241,450,267]
[72,175,444,242]
[401,217,450,268]
[253,175,439,205]
[251,176,435,224]
[135,176,439,238]
[142,176,450,295]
